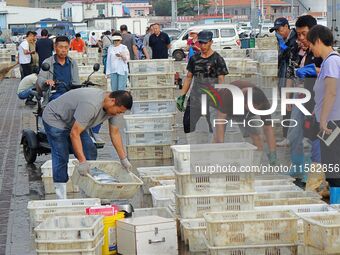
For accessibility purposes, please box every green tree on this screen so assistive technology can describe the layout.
[154,0,172,16]
[177,0,210,16]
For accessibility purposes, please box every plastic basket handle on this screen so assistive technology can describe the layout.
[148,237,165,244]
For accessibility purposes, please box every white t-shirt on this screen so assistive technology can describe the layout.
[89,35,97,46]
[105,44,130,76]
[18,40,31,64]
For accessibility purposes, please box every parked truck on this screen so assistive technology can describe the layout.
[328,0,340,48]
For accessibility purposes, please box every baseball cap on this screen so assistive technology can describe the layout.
[198,30,213,43]
[269,17,289,33]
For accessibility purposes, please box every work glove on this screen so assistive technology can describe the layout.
[267,151,278,166]
[275,33,288,52]
[120,157,132,171]
[296,64,317,78]
[176,94,186,112]
[77,161,91,176]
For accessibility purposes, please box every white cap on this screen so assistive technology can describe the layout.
[189,28,201,34]
[112,35,122,41]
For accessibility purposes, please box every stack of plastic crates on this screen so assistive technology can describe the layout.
[171,142,257,253]
[77,62,107,89]
[203,210,299,255]
[34,215,104,255]
[125,59,177,160]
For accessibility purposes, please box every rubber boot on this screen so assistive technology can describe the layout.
[330,187,340,204]
[290,154,305,179]
[54,183,67,200]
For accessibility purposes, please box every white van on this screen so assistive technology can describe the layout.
[170,24,240,61]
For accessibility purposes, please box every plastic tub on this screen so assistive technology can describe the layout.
[302,213,340,253]
[258,63,278,76]
[132,207,174,218]
[36,237,103,255]
[35,215,103,240]
[136,166,175,194]
[124,114,175,131]
[176,193,255,218]
[131,99,176,114]
[149,185,175,208]
[255,191,321,201]
[41,159,79,194]
[28,198,101,229]
[255,197,325,207]
[255,185,303,193]
[125,129,175,145]
[181,218,207,252]
[130,86,176,101]
[206,242,298,255]
[127,144,172,160]
[171,142,257,172]
[71,161,143,199]
[129,73,175,88]
[174,169,254,195]
[204,210,298,247]
[128,59,174,74]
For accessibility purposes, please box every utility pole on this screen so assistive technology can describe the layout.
[291,0,294,20]
[250,0,258,30]
[171,0,177,27]
[222,0,225,20]
[198,0,200,16]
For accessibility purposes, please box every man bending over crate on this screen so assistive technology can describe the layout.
[42,88,133,199]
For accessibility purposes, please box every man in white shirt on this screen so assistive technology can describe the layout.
[17,67,39,105]
[18,31,36,79]
[89,32,97,48]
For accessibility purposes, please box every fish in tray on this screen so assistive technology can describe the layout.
[90,167,120,183]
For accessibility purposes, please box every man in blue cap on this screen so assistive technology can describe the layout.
[177,30,228,143]
[270,17,299,147]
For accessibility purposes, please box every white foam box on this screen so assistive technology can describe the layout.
[117,216,177,255]
[41,159,79,194]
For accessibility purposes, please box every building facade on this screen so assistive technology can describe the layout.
[123,0,151,17]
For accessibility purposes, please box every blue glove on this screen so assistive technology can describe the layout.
[296,64,317,78]
[267,151,278,166]
[275,33,288,52]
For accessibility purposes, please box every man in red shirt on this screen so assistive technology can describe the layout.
[70,33,86,53]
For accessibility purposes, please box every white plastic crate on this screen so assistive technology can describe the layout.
[255,197,325,207]
[127,144,172,160]
[259,75,278,88]
[149,185,175,208]
[130,86,176,101]
[124,113,175,131]
[255,185,303,193]
[131,99,176,114]
[224,58,247,74]
[250,49,278,63]
[255,191,321,201]
[217,49,249,58]
[300,245,329,255]
[244,60,259,74]
[256,37,277,50]
[206,243,298,255]
[28,199,101,229]
[158,179,175,186]
[78,65,101,74]
[302,213,340,253]
[128,59,174,74]
[136,166,175,194]
[36,237,103,255]
[71,160,143,199]
[35,226,103,251]
[204,210,298,247]
[129,73,175,88]
[171,142,257,172]
[34,215,103,240]
[79,74,107,87]
[254,178,295,186]
[41,160,79,194]
[255,204,336,215]
[176,193,255,218]
[132,207,174,218]
[125,128,175,145]
[181,218,207,252]
[174,169,254,195]
[258,63,278,76]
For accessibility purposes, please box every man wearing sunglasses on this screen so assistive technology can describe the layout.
[178,30,228,143]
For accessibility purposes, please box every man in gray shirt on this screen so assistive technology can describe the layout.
[120,24,139,60]
[42,88,133,199]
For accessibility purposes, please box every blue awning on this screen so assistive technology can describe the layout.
[123,6,130,15]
